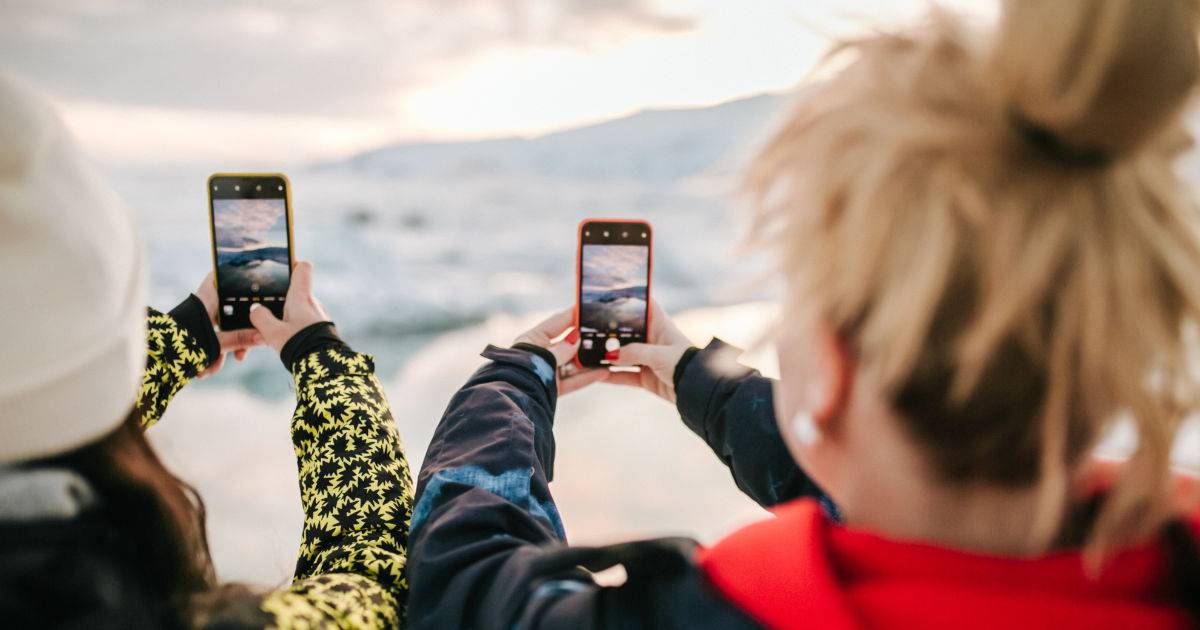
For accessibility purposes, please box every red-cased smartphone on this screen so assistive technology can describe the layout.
[574,219,653,368]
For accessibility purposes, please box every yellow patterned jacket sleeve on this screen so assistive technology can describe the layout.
[139,306,213,428]
[258,347,414,629]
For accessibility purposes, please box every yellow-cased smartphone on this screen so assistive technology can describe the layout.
[207,173,296,330]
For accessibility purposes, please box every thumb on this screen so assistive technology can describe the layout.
[611,343,674,370]
[216,328,261,352]
[249,303,285,340]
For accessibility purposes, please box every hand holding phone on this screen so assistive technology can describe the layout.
[513,308,610,396]
[193,272,264,378]
[208,173,295,330]
[248,261,330,354]
[605,300,694,403]
[575,219,652,368]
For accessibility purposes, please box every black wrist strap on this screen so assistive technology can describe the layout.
[280,322,348,371]
[169,294,220,366]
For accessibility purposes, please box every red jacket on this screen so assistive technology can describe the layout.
[701,497,1199,629]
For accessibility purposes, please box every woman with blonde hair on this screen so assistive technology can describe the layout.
[407,0,1200,627]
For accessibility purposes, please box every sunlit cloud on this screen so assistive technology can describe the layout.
[0,0,694,116]
[583,245,649,292]
[2,0,992,166]
[213,198,286,250]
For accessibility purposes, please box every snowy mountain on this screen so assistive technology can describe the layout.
[326,93,790,183]
[217,245,290,268]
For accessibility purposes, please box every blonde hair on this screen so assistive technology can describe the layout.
[748,0,1200,557]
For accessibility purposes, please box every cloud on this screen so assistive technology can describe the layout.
[0,0,695,117]
[213,198,286,250]
[583,244,648,292]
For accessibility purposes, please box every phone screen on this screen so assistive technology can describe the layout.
[208,175,292,330]
[577,221,651,367]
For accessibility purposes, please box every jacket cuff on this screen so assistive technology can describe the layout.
[168,294,219,366]
[675,338,755,437]
[482,345,558,397]
[672,346,701,393]
[281,321,349,371]
[512,342,558,374]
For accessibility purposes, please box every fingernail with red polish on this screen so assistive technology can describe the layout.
[566,329,579,344]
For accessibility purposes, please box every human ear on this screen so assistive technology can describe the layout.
[774,319,854,437]
[809,324,855,435]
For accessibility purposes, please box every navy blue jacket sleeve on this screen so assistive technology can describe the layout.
[407,345,573,629]
[674,339,827,509]
[406,345,762,630]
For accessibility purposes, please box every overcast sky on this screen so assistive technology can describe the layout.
[0,0,990,167]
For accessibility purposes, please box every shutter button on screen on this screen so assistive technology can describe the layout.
[604,338,621,362]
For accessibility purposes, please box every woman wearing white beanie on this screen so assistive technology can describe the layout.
[0,72,414,629]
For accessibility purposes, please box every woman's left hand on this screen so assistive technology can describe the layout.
[194,272,265,378]
[514,308,610,396]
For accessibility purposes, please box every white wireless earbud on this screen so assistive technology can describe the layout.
[790,410,821,446]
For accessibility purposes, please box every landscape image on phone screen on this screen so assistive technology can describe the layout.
[213,198,290,297]
[580,244,649,335]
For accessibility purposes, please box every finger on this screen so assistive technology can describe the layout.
[200,353,225,379]
[234,348,247,362]
[249,303,285,338]
[546,334,580,367]
[516,308,575,347]
[196,271,216,295]
[610,343,673,369]
[217,328,262,352]
[534,308,575,340]
[602,371,645,388]
[195,273,220,322]
[559,368,609,396]
[647,299,688,346]
[288,261,314,302]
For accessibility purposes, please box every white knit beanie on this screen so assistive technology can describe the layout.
[0,71,147,464]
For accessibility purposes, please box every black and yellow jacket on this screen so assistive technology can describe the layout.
[0,295,413,629]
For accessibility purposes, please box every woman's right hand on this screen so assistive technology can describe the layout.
[194,271,264,378]
[249,261,331,353]
[607,300,694,403]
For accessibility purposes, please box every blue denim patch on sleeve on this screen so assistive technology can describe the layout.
[411,465,566,539]
[528,353,555,387]
[480,345,556,388]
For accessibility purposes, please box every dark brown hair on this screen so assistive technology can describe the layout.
[36,407,216,618]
